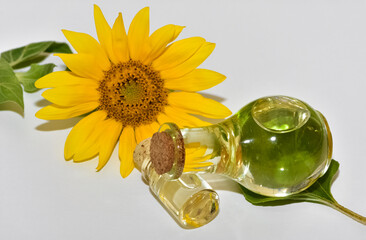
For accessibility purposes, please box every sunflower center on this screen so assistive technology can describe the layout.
[120,81,144,104]
[97,60,168,127]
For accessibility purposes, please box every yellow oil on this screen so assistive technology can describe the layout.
[140,156,219,228]
[178,96,332,197]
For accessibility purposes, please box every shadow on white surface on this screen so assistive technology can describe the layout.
[36,117,80,131]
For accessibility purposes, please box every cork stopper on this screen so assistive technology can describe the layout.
[133,138,151,171]
[150,131,185,177]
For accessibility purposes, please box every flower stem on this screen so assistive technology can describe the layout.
[326,201,366,225]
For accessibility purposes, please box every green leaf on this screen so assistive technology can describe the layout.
[240,160,366,225]
[16,63,56,93]
[0,59,24,109]
[45,42,72,54]
[0,41,72,69]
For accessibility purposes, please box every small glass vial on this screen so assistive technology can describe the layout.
[134,139,220,228]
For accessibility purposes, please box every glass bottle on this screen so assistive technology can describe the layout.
[149,96,333,197]
[133,139,220,228]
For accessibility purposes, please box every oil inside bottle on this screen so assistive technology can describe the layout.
[139,155,219,228]
[173,96,332,197]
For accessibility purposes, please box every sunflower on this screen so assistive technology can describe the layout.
[35,5,231,178]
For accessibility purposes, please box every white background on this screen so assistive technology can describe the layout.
[1,0,366,239]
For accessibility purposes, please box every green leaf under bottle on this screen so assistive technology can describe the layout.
[240,159,366,225]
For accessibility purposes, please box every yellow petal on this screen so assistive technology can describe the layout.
[72,115,109,162]
[152,37,205,71]
[168,92,231,119]
[184,143,212,168]
[157,113,174,125]
[42,85,99,107]
[160,42,215,79]
[112,13,129,62]
[142,24,184,64]
[134,121,160,144]
[164,106,211,127]
[62,29,110,69]
[183,160,213,172]
[94,5,118,63]
[35,102,99,120]
[72,137,99,162]
[119,126,136,178]
[35,71,98,89]
[55,53,105,80]
[96,119,122,171]
[128,7,149,61]
[186,144,208,159]
[157,112,185,128]
[64,111,107,160]
[164,69,226,92]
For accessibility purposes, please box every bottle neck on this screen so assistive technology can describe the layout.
[159,117,241,178]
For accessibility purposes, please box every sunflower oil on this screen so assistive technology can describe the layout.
[138,153,219,228]
[162,96,332,197]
